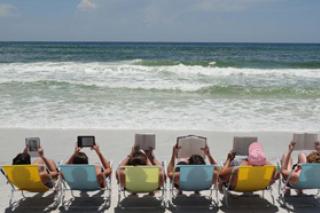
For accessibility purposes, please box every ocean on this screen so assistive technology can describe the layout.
[0,42,319,131]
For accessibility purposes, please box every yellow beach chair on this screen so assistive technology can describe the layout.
[1,164,61,208]
[222,165,276,207]
[117,166,165,209]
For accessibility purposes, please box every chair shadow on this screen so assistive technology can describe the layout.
[59,191,110,213]
[4,192,58,213]
[220,192,279,213]
[114,194,165,213]
[168,193,219,213]
[278,194,320,213]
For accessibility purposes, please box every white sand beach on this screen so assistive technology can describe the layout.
[1,128,320,212]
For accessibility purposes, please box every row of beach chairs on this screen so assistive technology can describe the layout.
[1,134,320,210]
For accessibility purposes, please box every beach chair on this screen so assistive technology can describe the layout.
[59,164,111,207]
[169,164,218,208]
[1,164,61,208]
[117,166,165,209]
[278,163,320,205]
[222,165,276,207]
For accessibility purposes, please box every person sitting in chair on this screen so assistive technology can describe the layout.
[167,143,218,188]
[66,144,112,188]
[117,146,165,188]
[219,142,277,190]
[281,141,320,194]
[12,147,59,188]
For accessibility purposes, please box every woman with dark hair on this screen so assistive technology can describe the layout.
[12,147,59,188]
[67,144,112,188]
[117,146,164,188]
[167,143,218,187]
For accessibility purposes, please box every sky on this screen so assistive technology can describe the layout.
[0,0,319,43]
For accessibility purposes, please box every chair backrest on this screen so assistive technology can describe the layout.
[293,164,320,189]
[177,165,214,191]
[1,165,49,192]
[60,165,100,190]
[233,165,275,192]
[124,166,160,193]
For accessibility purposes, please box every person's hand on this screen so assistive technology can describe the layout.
[315,141,320,152]
[23,146,29,154]
[38,147,44,158]
[172,144,180,158]
[289,142,296,152]
[74,146,81,154]
[92,144,101,154]
[201,145,211,157]
[227,150,236,161]
[145,149,154,161]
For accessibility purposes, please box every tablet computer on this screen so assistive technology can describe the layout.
[77,136,95,148]
[25,137,40,157]
[134,134,156,150]
[293,133,319,150]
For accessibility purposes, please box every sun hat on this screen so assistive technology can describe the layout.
[248,142,266,166]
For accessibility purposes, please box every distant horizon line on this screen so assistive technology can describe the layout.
[0,40,319,45]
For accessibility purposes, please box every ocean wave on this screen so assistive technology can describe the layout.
[1,61,320,77]
[1,79,320,98]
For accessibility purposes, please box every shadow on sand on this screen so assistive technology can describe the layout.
[114,194,165,213]
[4,192,58,213]
[167,193,219,213]
[59,191,110,213]
[278,194,320,213]
[219,193,279,213]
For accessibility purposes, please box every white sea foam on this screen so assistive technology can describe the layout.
[1,61,320,131]
[0,62,320,92]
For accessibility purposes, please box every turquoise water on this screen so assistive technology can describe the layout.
[0,42,319,130]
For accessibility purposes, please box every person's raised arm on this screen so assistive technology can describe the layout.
[219,151,235,177]
[92,145,110,169]
[66,147,81,164]
[281,142,295,174]
[92,144,112,176]
[202,144,217,165]
[167,144,179,178]
[38,148,58,177]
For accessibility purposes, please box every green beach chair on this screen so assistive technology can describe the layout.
[117,165,165,209]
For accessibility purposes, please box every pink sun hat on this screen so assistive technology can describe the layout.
[248,142,266,166]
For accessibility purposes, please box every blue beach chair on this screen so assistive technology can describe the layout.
[59,164,111,207]
[279,163,320,201]
[169,164,218,207]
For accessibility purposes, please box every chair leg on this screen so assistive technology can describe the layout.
[215,186,219,206]
[269,187,275,205]
[223,187,229,208]
[9,188,15,208]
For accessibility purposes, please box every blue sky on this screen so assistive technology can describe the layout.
[0,0,319,42]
